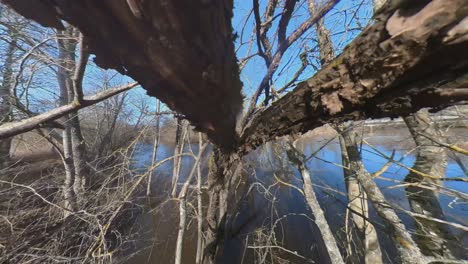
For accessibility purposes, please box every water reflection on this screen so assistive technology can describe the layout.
[126,133,467,263]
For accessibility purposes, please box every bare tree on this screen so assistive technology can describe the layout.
[285,140,345,264]
[2,1,468,263]
[175,133,208,264]
[147,99,162,196]
[308,1,383,261]
[341,131,427,263]
[172,118,188,197]
[403,109,463,258]
[337,126,383,263]
[56,26,89,202]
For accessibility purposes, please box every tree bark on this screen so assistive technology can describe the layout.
[403,109,462,258]
[3,0,468,150]
[57,27,78,213]
[341,132,427,264]
[285,140,345,264]
[147,99,161,196]
[202,148,243,264]
[337,127,383,264]
[172,119,188,197]
[2,0,243,148]
[175,139,208,264]
[241,0,468,152]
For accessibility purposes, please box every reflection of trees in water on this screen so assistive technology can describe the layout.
[404,110,464,259]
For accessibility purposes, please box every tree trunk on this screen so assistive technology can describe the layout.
[70,111,86,194]
[241,0,468,152]
[337,127,383,264]
[57,27,88,196]
[202,148,243,264]
[57,26,80,211]
[175,136,207,264]
[147,99,161,196]
[403,109,462,258]
[172,118,188,197]
[196,133,204,264]
[341,132,427,264]
[308,2,382,261]
[285,140,345,264]
[0,30,16,170]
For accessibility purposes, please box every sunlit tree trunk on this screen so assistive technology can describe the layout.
[337,127,383,264]
[57,27,77,213]
[285,140,345,264]
[172,118,188,197]
[57,27,88,196]
[147,99,161,196]
[175,135,207,264]
[195,133,204,264]
[403,109,462,258]
[341,132,426,264]
[0,28,15,170]
[308,0,382,261]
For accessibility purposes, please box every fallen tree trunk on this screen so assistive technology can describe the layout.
[241,0,468,152]
[2,0,243,149]
[3,0,468,151]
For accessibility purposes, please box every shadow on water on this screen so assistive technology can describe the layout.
[124,131,467,264]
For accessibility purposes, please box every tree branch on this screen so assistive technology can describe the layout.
[241,0,468,153]
[0,82,138,140]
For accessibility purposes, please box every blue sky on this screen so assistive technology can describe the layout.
[233,0,373,101]
[0,1,374,121]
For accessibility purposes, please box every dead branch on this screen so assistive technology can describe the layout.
[0,82,138,140]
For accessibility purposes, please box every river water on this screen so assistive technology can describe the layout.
[124,128,468,264]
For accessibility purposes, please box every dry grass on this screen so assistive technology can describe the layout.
[0,149,147,264]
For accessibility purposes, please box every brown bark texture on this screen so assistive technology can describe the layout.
[2,0,243,149]
[3,0,468,152]
[241,0,468,152]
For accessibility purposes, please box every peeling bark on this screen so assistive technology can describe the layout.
[3,0,468,150]
[241,0,468,152]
